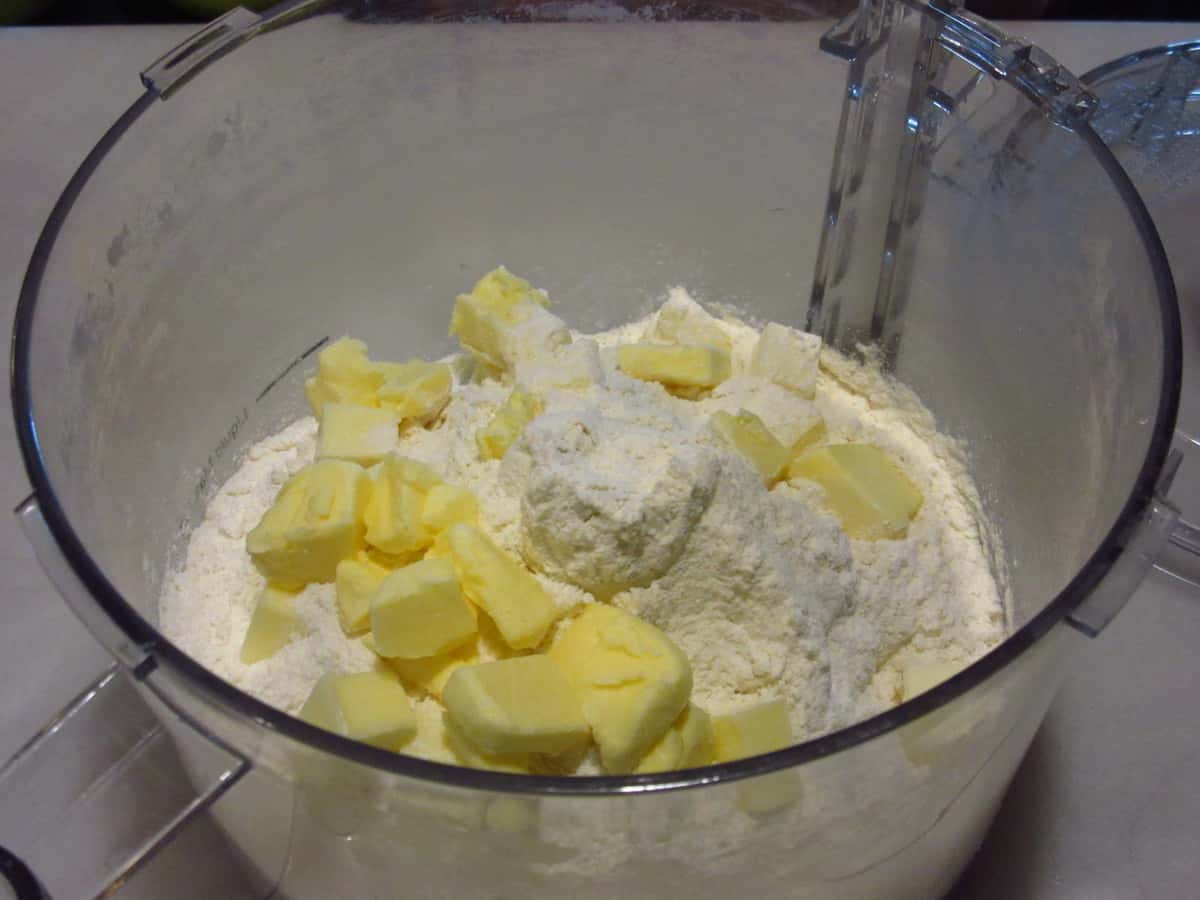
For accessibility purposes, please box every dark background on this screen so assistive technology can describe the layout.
[9,0,1200,24]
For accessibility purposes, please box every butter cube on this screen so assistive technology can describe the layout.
[335,557,390,635]
[634,703,715,773]
[616,343,731,391]
[317,403,399,466]
[443,655,589,756]
[790,417,827,455]
[444,714,532,773]
[897,662,973,768]
[371,557,477,659]
[420,484,479,532]
[444,523,560,650]
[787,444,923,540]
[650,288,732,352]
[449,267,570,371]
[299,670,417,751]
[900,660,965,701]
[712,699,793,762]
[513,338,605,393]
[749,323,822,399]
[247,459,371,587]
[239,585,305,663]
[710,409,791,485]
[375,360,453,423]
[375,638,480,700]
[363,455,442,556]
[476,387,544,460]
[712,700,801,814]
[549,604,692,774]
[305,337,385,415]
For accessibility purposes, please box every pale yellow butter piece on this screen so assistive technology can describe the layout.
[363,455,442,556]
[650,289,732,352]
[246,459,370,587]
[420,484,479,532]
[900,660,965,701]
[379,639,480,700]
[712,699,799,815]
[790,417,827,455]
[897,662,973,768]
[444,713,532,773]
[334,556,390,636]
[316,402,399,466]
[239,585,305,664]
[443,655,589,756]
[712,699,793,762]
[710,409,791,485]
[476,387,544,460]
[444,523,560,650]
[449,267,568,371]
[787,443,923,540]
[749,323,822,399]
[634,703,715,773]
[299,670,417,751]
[616,343,731,391]
[375,360,452,422]
[371,557,477,659]
[549,604,692,774]
[305,337,384,416]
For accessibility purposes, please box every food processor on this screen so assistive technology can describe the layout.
[3,1,1195,897]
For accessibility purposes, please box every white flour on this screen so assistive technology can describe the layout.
[159,291,1005,758]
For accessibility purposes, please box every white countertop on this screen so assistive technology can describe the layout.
[1,18,1198,899]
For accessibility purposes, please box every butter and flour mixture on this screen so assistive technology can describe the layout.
[159,271,1005,775]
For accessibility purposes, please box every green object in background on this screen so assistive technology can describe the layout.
[166,0,278,19]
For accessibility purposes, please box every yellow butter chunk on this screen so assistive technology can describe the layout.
[316,402,399,466]
[634,703,714,773]
[449,266,568,371]
[377,638,480,700]
[616,343,731,391]
[787,443,923,540]
[791,417,827,455]
[444,523,560,650]
[420,483,479,532]
[305,337,385,415]
[239,585,305,664]
[371,557,477,659]
[375,359,452,423]
[748,323,822,399]
[712,699,793,762]
[476,387,544,460]
[246,459,371,587]
[711,700,801,813]
[710,409,791,485]
[651,288,732,352]
[443,655,589,756]
[900,660,965,702]
[299,670,417,751]
[334,556,390,635]
[549,604,692,774]
[444,714,532,773]
[363,455,442,556]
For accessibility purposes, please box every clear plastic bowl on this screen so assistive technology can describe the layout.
[2,2,1186,898]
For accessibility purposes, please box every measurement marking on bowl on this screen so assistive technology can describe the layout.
[255,336,329,403]
[192,407,249,507]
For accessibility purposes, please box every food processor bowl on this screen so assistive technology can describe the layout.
[3,1,1190,898]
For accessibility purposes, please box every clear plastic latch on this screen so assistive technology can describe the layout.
[927,1,1097,124]
[140,6,263,99]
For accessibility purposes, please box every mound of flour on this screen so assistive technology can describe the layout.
[159,291,1005,748]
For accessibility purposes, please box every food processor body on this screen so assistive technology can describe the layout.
[4,1,1184,897]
